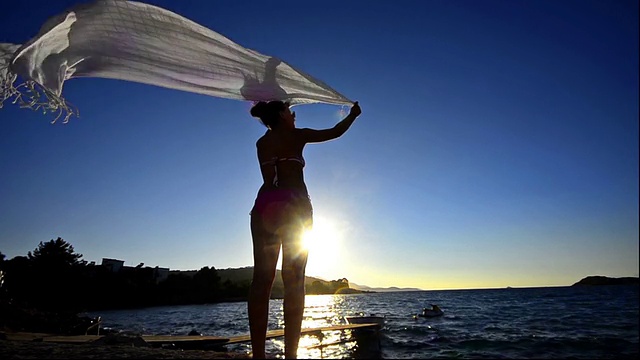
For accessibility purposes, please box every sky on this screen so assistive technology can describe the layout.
[0,0,638,291]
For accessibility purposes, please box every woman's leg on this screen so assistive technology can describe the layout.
[248,215,281,359]
[281,215,310,359]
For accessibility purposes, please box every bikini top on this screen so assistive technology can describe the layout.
[260,156,305,187]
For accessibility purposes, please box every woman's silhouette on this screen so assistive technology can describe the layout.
[248,100,362,358]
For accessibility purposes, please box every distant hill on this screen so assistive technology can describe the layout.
[169,266,421,294]
[215,266,338,288]
[350,282,423,292]
[572,276,639,286]
[182,267,368,296]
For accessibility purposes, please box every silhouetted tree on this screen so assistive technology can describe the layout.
[157,273,194,305]
[330,278,349,292]
[222,278,250,299]
[28,237,86,267]
[2,256,33,307]
[307,280,329,294]
[24,237,87,311]
[193,266,222,303]
[0,251,6,300]
[0,251,5,276]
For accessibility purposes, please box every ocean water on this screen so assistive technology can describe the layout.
[86,285,639,359]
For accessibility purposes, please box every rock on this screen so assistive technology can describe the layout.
[91,333,150,347]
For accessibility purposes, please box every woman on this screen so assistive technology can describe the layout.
[248,100,362,359]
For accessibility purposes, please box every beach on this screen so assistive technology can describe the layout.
[0,334,250,359]
[0,304,251,359]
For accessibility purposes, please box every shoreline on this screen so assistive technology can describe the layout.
[0,333,250,359]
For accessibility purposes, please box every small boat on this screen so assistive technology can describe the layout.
[345,313,385,328]
[418,305,443,318]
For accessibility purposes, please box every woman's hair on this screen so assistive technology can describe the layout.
[250,100,287,129]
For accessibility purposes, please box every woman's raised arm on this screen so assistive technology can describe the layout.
[300,102,362,143]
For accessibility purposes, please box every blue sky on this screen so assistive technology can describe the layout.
[1,0,638,290]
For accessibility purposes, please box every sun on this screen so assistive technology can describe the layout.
[301,217,340,252]
[301,216,342,277]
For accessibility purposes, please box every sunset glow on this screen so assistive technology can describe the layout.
[302,216,343,278]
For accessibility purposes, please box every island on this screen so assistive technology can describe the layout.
[571,276,639,286]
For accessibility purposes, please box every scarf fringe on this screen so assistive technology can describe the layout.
[1,68,78,124]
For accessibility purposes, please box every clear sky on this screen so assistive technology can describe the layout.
[1,0,638,290]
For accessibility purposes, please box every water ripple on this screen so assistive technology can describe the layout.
[89,285,639,359]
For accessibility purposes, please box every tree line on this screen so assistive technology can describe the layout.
[0,237,355,315]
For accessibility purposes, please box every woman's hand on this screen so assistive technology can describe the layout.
[349,101,362,117]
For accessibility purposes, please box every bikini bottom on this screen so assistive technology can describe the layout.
[250,188,313,237]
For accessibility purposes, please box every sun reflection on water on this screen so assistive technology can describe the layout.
[269,294,361,359]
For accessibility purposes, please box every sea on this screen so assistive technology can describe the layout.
[85,285,639,359]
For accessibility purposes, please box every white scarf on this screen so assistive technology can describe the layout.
[0,0,353,123]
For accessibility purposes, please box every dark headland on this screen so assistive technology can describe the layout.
[571,275,639,286]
